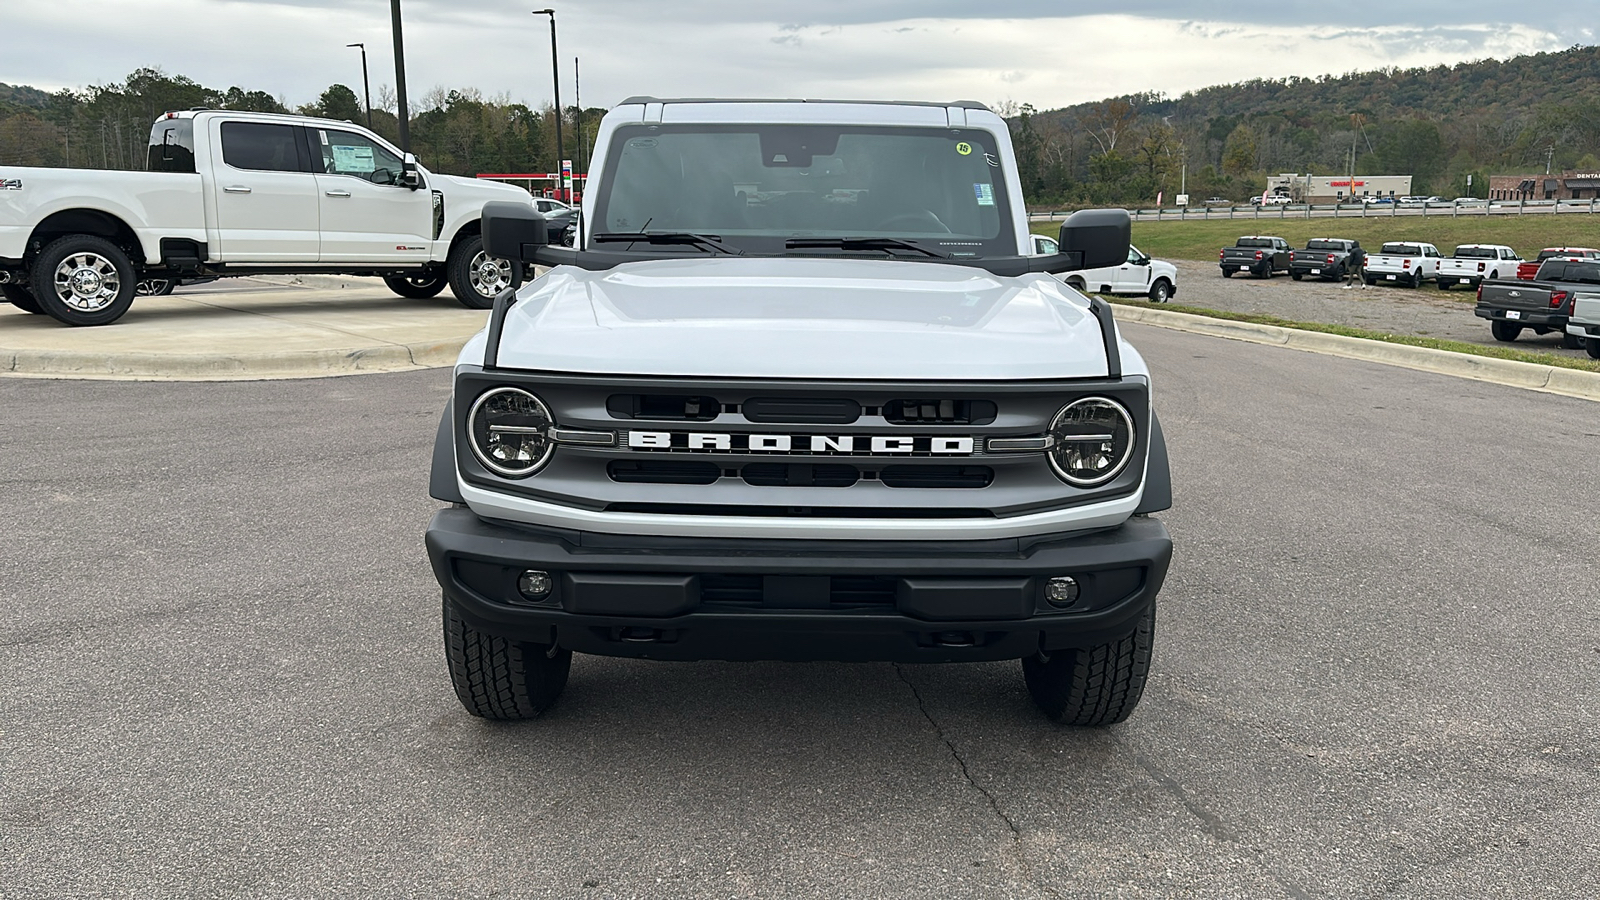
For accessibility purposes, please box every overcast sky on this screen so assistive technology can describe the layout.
[6,1,1594,112]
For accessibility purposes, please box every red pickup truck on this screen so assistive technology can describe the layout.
[1516,247,1600,280]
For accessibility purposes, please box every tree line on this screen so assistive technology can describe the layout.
[0,68,602,180]
[1009,44,1600,206]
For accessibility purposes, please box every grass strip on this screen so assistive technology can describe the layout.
[1105,297,1600,374]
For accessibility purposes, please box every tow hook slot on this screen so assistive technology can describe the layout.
[606,626,679,644]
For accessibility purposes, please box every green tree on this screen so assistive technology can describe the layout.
[1220,123,1258,176]
[302,84,363,123]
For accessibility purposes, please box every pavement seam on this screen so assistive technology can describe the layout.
[1114,305,1600,403]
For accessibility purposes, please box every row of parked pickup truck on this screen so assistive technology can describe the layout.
[1218,235,1600,357]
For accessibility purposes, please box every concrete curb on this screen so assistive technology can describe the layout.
[1,338,469,381]
[1113,304,1600,403]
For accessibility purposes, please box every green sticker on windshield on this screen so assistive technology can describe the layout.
[955,141,973,156]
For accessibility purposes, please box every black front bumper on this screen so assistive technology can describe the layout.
[425,508,1172,663]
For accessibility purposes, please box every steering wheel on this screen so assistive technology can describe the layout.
[874,211,951,233]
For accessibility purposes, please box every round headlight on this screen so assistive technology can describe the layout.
[468,387,555,478]
[1047,397,1136,487]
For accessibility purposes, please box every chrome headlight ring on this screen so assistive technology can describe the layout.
[467,387,556,478]
[1046,396,1136,487]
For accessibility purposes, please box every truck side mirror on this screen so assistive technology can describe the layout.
[400,152,421,190]
[482,201,548,262]
[1059,208,1131,270]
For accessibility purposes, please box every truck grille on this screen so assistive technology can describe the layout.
[699,574,897,608]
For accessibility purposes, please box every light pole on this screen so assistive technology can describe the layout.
[532,8,564,200]
[346,42,372,129]
[390,0,411,153]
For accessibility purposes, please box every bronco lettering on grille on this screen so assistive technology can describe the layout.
[626,431,977,455]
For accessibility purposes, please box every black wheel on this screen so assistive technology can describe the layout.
[1435,279,1450,291]
[2,283,46,314]
[1291,271,1303,281]
[30,235,137,326]
[1254,264,1269,279]
[1022,601,1155,726]
[1490,320,1522,342]
[447,233,524,310]
[1363,275,1376,286]
[1561,332,1583,350]
[444,596,571,719]
[136,277,175,297]
[1220,268,1233,279]
[1587,337,1600,360]
[384,271,448,299]
[1147,279,1172,303]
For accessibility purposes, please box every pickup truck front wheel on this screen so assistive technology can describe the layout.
[447,235,524,310]
[1491,321,1522,342]
[31,236,137,326]
[2,284,46,314]
[384,271,448,299]
[1147,279,1172,303]
[1022,600,1154,726]
[444,596,570,719]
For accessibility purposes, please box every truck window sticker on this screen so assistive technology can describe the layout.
[331,143,376,174]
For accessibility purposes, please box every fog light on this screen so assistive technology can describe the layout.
[518,569,553,600]
[1045,576,1080,608]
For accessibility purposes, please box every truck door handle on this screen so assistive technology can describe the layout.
[324,190,352,198]
[223,185,252,194]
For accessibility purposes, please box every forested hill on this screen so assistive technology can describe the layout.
[1006,44,1600,206]
[1049,44,1600,124]
[0,82,52,111]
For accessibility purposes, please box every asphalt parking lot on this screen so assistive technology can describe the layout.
[3,323,1597,898]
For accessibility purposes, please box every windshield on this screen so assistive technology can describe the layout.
[1453,246,1496,258]
[591,124,1013,257]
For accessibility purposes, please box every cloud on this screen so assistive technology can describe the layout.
[0,1,1578,116]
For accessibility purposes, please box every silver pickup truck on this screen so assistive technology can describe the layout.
[425,97,1173,726]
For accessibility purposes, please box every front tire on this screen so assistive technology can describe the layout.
[447,234,524,310]
[1022,601,1155,726]
[444,596,571,719]
[1491,320,1522,342]
[2,283,46,314]
[1147,279,1172,303]
[30,235,137,326]
[384,271,449,299]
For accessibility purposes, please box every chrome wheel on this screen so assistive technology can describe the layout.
[53,253,122,312]
[467,250,514,299]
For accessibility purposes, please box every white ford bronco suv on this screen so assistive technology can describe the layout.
[424,98,1173,725]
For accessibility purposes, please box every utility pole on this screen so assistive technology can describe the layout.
[533,9,564,200]
[390,0,411,152]
[347,42,372,129]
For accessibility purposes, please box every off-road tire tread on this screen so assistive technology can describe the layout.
[443,596,570,719]
[1022,602,1155,726]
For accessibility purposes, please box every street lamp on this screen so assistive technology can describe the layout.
[532,8,565,200]
[346,42,372,129]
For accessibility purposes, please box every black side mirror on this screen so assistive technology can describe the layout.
[400,152,421,190]
[1058,208,1131,271]
[482,201,548,262]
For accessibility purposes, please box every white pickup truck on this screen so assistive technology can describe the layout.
[1032,234,1178,303]
[0,109,533,325]
[1363,241,1442,288]
[1436,244,1521,291]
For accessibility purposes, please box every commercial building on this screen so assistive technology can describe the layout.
[1264,174,1414,203]
[1488,171,1600,201]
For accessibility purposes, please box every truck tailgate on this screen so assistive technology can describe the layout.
[1477,280,1556,312]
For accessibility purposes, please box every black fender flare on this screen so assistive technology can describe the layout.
[1135,412,1172,514]
[429,398,465,504]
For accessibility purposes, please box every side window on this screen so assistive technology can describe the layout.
[1035,236,1058,255]
[221,122,302,172]
[1126,246,1141,263]
[317,129,405,185]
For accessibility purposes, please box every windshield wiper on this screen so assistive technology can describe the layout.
[591,232,743,255]
[784,237,949,259]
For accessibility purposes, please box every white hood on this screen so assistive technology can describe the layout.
[482,256,1117,380]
